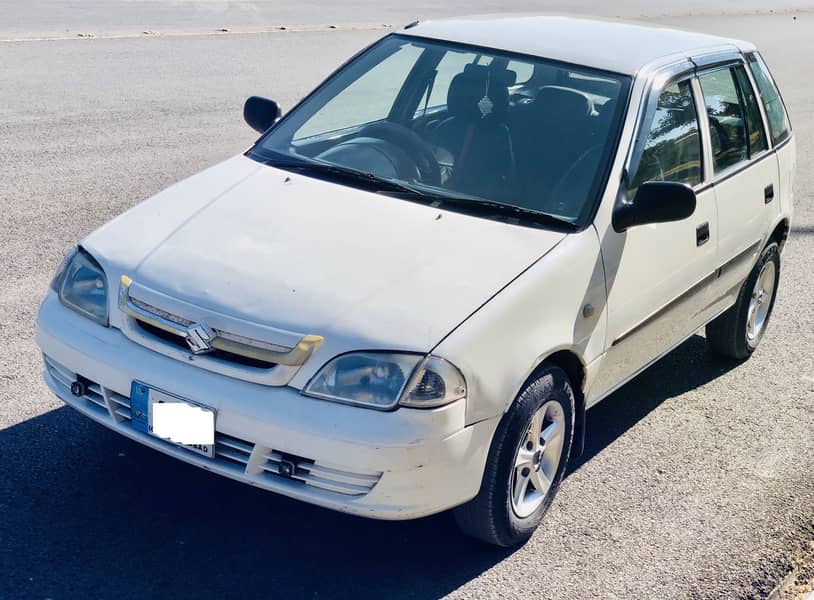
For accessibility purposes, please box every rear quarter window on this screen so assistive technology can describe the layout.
[746,52,791,146]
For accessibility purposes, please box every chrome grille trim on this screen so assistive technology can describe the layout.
[117,275,324,386]
[130,296,193,327]
[212,329,291,354]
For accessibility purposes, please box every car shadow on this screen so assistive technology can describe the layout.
[570,334,740,474]
[1,335,738,599]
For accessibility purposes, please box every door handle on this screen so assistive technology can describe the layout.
[696,222,710,247]
[764,184,775,204]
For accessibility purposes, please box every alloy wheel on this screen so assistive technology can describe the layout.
[510,400,566,518]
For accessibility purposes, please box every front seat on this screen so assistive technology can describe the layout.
[432,64,515,201]
[512,85,595,213]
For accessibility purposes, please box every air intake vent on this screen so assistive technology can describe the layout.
[215,433,255,467]
[261,452,381,496]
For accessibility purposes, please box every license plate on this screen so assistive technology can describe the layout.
[130,382,216,459]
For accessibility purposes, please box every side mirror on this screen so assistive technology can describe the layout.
[244,96,281,134]
[613,181,696,232]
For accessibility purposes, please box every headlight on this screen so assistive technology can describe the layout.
[51,247,109,326]
[303,352,466,410]
[400,355,467,408]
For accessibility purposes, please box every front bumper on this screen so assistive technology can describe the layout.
[36,293,498,520]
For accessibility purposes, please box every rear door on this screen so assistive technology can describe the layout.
[694,58,780,309]
[745,52,795,220]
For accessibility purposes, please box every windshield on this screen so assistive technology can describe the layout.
[249,35,631,227]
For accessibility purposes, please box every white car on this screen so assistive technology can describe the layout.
[37,15,794,546]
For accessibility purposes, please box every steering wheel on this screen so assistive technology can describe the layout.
[358,122,442,185]
[547,144,603,216]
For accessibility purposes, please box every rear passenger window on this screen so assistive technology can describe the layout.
[747,53,791,146]
[698,68,749,173]
[630,79,702,190]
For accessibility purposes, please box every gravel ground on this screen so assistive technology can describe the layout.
[1,3,813,599]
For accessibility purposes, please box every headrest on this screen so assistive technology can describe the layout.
[535,86,593,122]
[464,63,517,86]
[447,64,513,121]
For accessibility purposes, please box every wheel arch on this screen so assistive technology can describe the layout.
[523,349,587,459]
[768,218,790,252]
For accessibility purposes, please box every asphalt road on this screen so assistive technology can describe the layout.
[1,4,813,599]
[0,0,809,38]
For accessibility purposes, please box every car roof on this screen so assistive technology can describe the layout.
[398,14,756,76]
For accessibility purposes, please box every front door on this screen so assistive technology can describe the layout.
[590,71,718,403]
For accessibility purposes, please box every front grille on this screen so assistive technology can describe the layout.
[117,276,323,386]
[44,354,381,498]
[135,320,277,369]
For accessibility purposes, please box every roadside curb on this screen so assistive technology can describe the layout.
[0,22,394,43]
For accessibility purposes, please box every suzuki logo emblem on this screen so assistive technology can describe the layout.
[185,323,214,354]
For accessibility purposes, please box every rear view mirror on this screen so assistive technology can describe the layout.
[244,96,281,134]
[613,181,696,232]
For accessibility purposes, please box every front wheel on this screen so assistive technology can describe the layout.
[707,241,780,359]
[454,365,574,547]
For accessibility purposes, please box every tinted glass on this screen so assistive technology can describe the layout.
[419,48,478,111]
[698,68,749,173]
[630,79,702,190]
[295,43,424,139]
[733,66,767,155]
[253,35,631,225]
[747,53,791,146]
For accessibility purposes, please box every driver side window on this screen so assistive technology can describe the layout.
[629,79,703,193]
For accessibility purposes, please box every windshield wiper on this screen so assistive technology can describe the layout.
[266,159,429,198]
[266,157,577,231]
[424,194,579,231]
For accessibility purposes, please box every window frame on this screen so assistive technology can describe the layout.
[624,49,788,198]
[627,73,705,192]
[731,64,769,158]
[624,59,707,194]
[744,51,793,148]
[692,55,788,186]
[695,62,753,177]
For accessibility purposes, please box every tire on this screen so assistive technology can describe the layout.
[707,241,780,360]
[454,365,575,547]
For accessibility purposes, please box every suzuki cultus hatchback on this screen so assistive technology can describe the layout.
[37,15,795,546]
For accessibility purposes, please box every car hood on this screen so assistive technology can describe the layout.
[86,155,565,356]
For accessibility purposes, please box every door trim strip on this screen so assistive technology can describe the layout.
[611,240,761,347]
